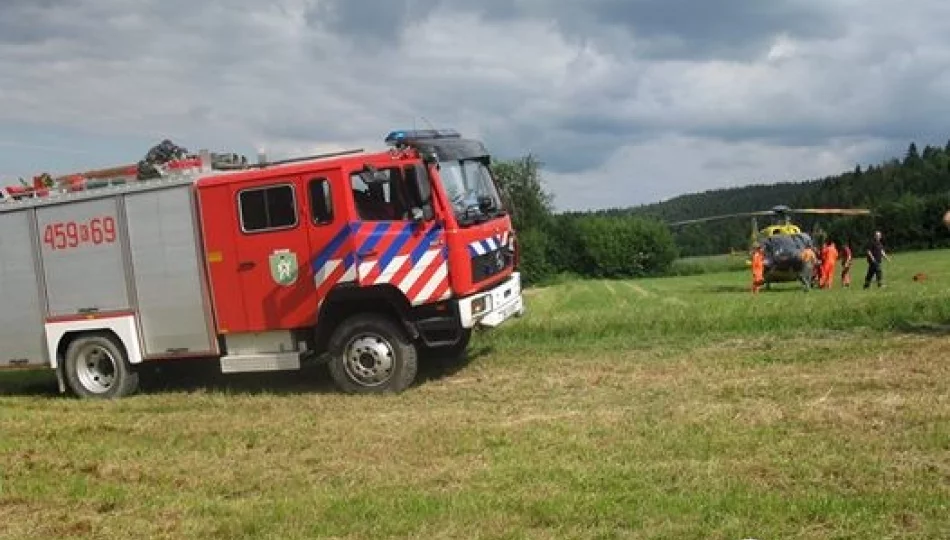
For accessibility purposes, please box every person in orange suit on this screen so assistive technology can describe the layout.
[819,239,839,289]
[840,242,853,287]
[751,244,765,294]
[829,240,840,287]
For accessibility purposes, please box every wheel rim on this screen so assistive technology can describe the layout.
[75,343,118,394]
[343,333,396,387]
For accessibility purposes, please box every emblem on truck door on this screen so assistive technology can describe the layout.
[269,249,298,286]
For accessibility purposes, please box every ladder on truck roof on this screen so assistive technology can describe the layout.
[0,142,367,204]
[0,141,250,203]
[0,160,198,202]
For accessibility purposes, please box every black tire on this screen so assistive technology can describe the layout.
[63,333,140,399]
[422,328,472,364]
[327,315,418,394]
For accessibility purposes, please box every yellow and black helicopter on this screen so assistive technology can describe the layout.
[670,205,871,286]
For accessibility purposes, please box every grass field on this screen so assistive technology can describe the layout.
[669,252,751,276]
[2,250,950,539]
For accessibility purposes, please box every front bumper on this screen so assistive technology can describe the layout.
[458,272,525,329]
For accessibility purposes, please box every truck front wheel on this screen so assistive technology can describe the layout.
[327,315,418,394]
[63,333,140,399]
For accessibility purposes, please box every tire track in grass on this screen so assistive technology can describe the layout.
[554,281,583,311]
[620,281,652,298]
[662,296,688,307]
[601,281,629,308]
[523,286,557,314]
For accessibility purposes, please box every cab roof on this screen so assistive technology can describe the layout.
[195,148,408,189]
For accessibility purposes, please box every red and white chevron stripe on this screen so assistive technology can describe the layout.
[315,250,450,306]
[389,249,451,305]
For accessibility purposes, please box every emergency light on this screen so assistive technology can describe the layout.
[385,129,461,146]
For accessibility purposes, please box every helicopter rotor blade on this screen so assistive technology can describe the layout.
[668,210,776,227]
[786,208,872,216]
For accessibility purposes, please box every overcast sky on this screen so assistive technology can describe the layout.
[2,0,949,211]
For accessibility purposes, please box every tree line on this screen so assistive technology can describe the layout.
[491,140,950,285]
[629,141,950,256]
[492,156,677,285]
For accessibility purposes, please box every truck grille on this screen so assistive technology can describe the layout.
[471,247,512,283]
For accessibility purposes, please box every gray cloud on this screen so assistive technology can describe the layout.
[305,0,440,45]
[1,0,949,211]
[313,0,843,60]
[577,0,843,58]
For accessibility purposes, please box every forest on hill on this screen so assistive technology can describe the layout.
[493,141,950,284]
[625,141,950,256]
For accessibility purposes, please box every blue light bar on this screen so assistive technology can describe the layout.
[385,128,461,145]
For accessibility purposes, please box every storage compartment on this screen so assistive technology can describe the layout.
[36,197,130,317]
[126,185,216,356]
[0,210,45,366]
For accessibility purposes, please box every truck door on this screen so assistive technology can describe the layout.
[348,163,449,305]
[232,177,316,331]
[303,170,354,303]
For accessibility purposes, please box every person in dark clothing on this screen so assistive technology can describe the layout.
[864,231,890,288]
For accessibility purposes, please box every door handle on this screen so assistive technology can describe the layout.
[238,261,256,271]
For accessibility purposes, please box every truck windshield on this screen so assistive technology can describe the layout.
[438,159,505,226]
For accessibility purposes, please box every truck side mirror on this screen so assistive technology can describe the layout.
[406,164,431,207]
[416,172,431,206]
[478,195,495,214]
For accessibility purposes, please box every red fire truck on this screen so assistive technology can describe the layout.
[0,129,524,398]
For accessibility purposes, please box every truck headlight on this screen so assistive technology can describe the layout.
[471,294,492,316]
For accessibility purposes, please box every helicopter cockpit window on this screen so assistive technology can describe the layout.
[769,236,798,255]
[795,234,814,249]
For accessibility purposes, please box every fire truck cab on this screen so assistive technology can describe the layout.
[0,129,524,398]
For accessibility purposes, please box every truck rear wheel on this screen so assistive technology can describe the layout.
[327,315,418,394]
[63,333,140,399]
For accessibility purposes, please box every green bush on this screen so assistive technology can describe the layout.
[544,215,586,275]
[569,215,678,278]
[515,227,555,285]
